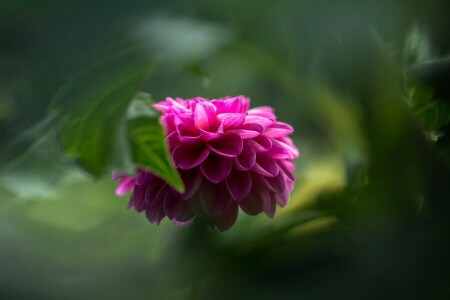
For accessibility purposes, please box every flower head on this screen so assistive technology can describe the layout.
[114,96,299,230]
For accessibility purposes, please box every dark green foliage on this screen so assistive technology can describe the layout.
[49,47,154,177]
[1,0,450,299]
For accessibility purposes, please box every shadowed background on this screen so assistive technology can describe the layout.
[1,0,450,299]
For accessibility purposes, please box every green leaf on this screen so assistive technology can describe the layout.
[49,47,155,176]
[127,115,184,193]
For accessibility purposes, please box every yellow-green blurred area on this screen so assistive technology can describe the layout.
[1,0,450,299]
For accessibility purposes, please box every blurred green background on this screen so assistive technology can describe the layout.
[1,0,450,299]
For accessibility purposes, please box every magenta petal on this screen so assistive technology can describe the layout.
[263,194,277,218]
[253,153,280,177]
[200,154,232,183]
[172,219,193,227]
[135,171,150,185]
[163,191,193,222]
[177,124,202,143]
[208,134,243,157]
[247,106,276,120]
[254,135,273,150]
[226,169,252,201]
[145,185,168,224]
[194,102,216,131]
[244,115,274,128]
[116,177,135,196]
[278,160,296,181]
[235,146,256,170]
[214,201,239,231]
[175,112,195,128]
[278,137,300,158]
[166,132,180,149]
[132,194,146,212]
[198,122,224,141]
[172,143,210,169]
[273,190,290,207]
[245,135,272,152]
[217,113,245,129]
[132,177,149,212]
[267,139,292,159]
[227,123,263,139]
[144,176,165,206]
[172,168,203,200]
[199,181,232,216]
[213,96,249,114]
[161,114,176,133]
[239,189,266,216]
[262,171,286,194]
[264,122,294,138]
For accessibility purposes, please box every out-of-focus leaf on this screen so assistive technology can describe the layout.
[0,113,58,169]
[410,85,450,131]
[135,16,232,63]
[404,25,433,66]
[127,116,184,193]
[0,127,74,199]
[49,47,154,177]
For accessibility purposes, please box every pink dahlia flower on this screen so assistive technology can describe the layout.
[114,96,299,231]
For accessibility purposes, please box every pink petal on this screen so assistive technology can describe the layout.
[277,137,300,158]
[245,135,272,152]
[116,177,135,196]
[214,201,239,231]
[207,133,243,157]
[199,181,232,216]
[253,153,280,177]
[234,146,256,171]
[244,115,274,128]
[172,143,210,169]
[177,124,202,143]
[213,96,249,114]
[200,153,233,183]
[194,101,217,131]
[217,113,245,129]
[225,169,252,201]
[227,123,263,139]
[278,160,296,181]
[264,122,294,138]
[247,106,276,119]
[198,122,224,141]
[161,114,176,133]
[166,131,180,149]
[266,138,292,159]
[174,112,195,128]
